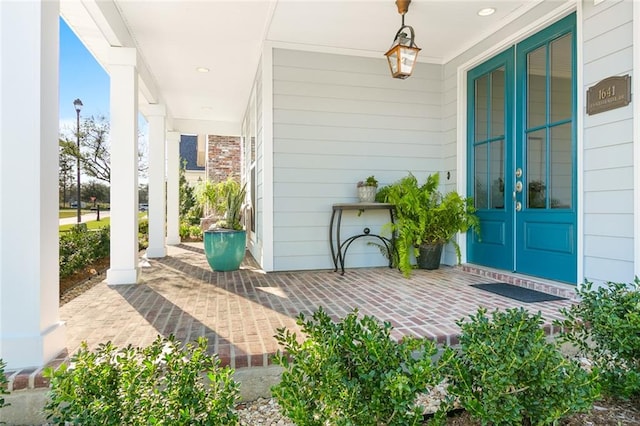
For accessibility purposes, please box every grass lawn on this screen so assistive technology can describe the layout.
[59,209,90,219]
[59,213,146,233]
[60,217,111,233]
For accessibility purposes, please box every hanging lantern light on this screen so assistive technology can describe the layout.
[384,0,421,79]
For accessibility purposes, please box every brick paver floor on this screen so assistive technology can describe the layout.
[60,243,577,370]
[7,243,579,391]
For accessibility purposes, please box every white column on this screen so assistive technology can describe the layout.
[107,47,140,285]
[166,132,181,245]
[0,0,66,369]
[634,1,640,279]
[261,43,275,271]
[145,105,167,258]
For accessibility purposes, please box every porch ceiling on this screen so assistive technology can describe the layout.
[60,0,562,134]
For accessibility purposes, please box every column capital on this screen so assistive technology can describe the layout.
[109,46,138,67]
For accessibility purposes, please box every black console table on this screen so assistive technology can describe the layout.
[329,203,395,274]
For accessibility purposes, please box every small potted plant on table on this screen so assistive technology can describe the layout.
[198,178,247,272]
[356,175,378,203]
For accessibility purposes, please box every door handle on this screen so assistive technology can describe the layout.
[515,181,523,192]
[515,201,522,212]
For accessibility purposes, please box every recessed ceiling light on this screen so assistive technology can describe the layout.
[196,67,210,73]
[478,7,496,16]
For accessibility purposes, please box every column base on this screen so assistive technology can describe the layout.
[1,321,66,370]
[106,267,140,285]
[166,236,181,245]
[146,246,167,258]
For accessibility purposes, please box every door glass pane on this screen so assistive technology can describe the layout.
[474,144,488,209]
[550,34,572,123]
[527,46,546,128]
[490,68,505,138]
[550,123,572,209]
[475,75,488,141]
[527,129,547,209]
[490,139,505,209]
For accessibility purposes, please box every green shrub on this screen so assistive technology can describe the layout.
[272,307,440,426]
[185,204,204,226]
[436,308,599,425]
[179,221,192,239]
[44,335,239,425]
[0,359,9,411]
[189,225,203,240]
[59,225,110,278]
[179,222,204,240]
[138,218,149,250]
[556,279,640,398]
[138,217,149,235]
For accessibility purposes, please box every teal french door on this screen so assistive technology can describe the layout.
[467,14,577,283]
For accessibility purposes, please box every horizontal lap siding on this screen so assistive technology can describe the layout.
[583,0,635,283]
[272,48,442,271]
[256,62,264,256]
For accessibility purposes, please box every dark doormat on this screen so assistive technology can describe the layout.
[470,283,567,303]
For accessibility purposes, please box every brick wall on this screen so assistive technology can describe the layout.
[206,135,241,183]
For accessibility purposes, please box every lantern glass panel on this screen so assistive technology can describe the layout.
[389,51,399,74]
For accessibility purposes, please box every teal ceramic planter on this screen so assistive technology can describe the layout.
[204,229,246,272]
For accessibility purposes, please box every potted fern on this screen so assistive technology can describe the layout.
[380,173,479,276]
[198,178,247,271]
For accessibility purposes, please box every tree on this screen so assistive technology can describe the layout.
[59,115,148,184]
[79,115,111,182]
[82,181,110,205]
[179,161,202,225]
[59,139,75,207]
[138,183,148,204]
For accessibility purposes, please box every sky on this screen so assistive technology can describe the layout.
[59,18,110,132]
[59,18,148,182]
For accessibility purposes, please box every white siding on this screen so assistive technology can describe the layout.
[582,0,635,283]
[255,59,264,263]
[272,48,442,271]
[243,57,266,267]
[244,1,637,279]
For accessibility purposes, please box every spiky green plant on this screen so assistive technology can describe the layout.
[197,177,246,230]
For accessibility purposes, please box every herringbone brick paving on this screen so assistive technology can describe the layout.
[7,243,577,390]
[61,243,575,369]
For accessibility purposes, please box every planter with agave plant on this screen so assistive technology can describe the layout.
[198,178,247,271]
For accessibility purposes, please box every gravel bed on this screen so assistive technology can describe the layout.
[236,382,453,425]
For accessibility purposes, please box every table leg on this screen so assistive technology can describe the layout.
[336,209,345,274]
[329,209,338,271]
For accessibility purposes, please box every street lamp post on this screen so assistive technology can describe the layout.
[73,98,83,224]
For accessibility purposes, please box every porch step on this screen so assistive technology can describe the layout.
[461,264,579,301]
